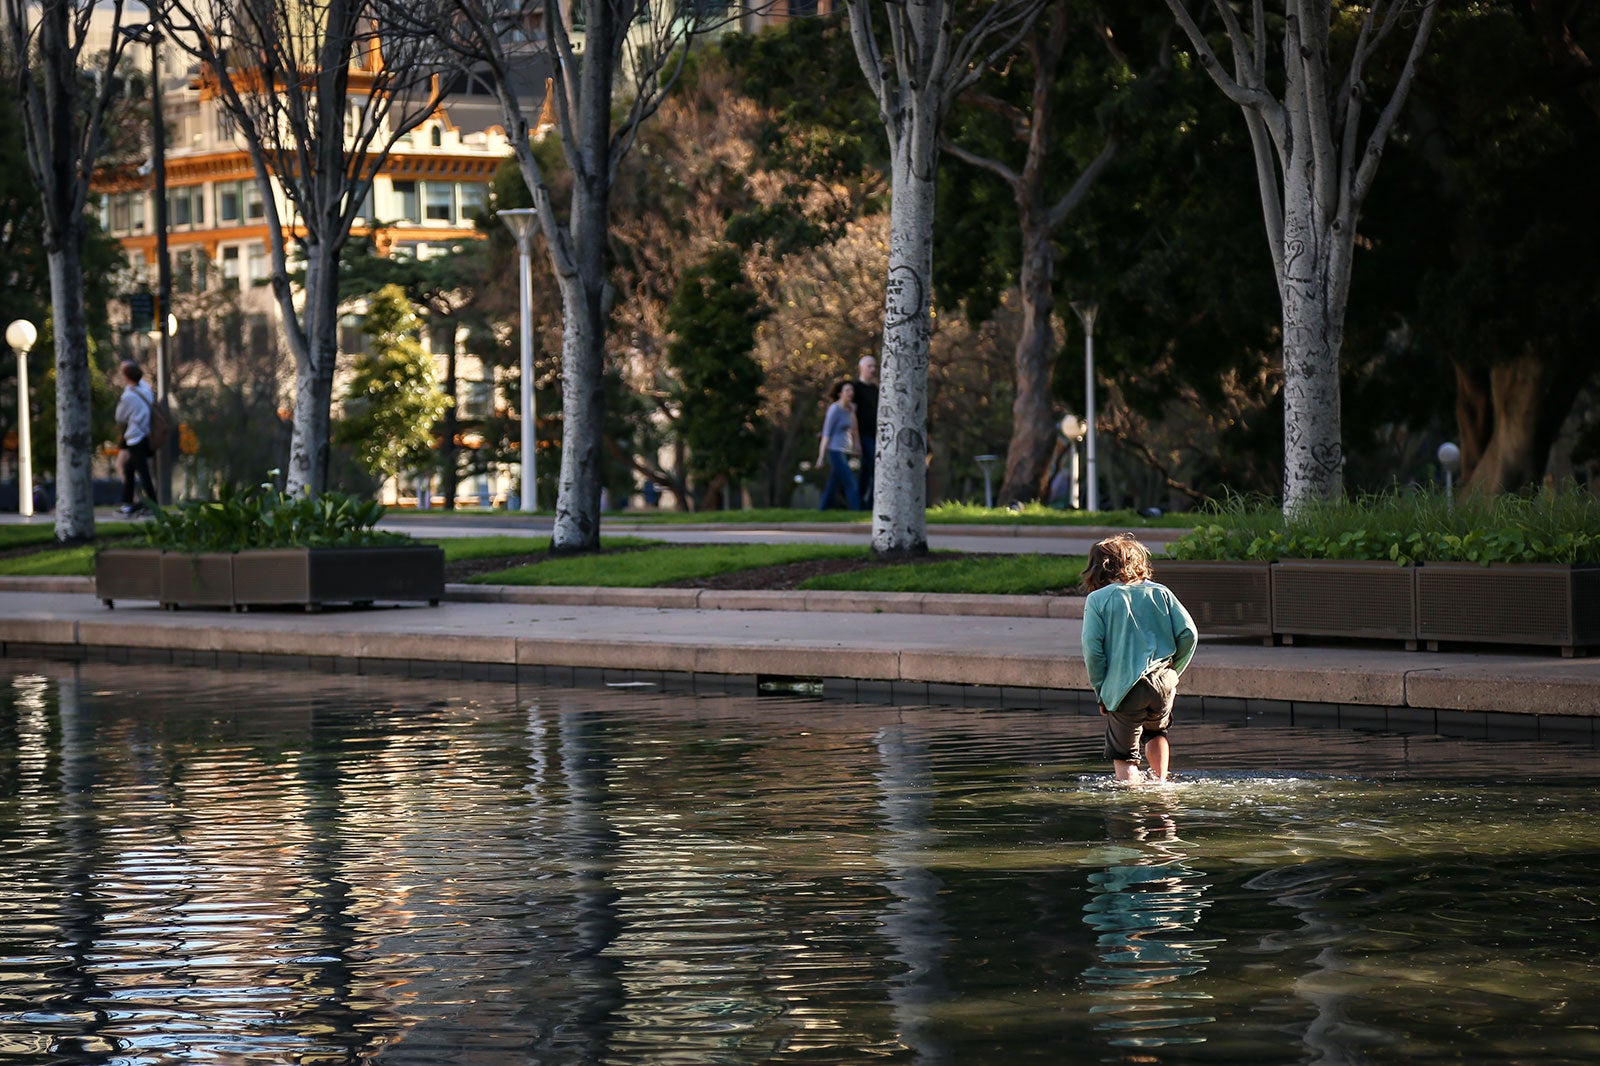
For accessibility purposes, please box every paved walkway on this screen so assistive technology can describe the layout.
[2,582,1597,724]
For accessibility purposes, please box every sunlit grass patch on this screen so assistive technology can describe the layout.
[471,542,863,587]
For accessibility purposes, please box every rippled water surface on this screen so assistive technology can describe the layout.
[2,660,1598,1065]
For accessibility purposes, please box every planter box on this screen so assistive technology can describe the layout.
[95,548,163,607]
[1271,560,1417,647]
[232,545,445,609]
[1153,560,1273,638]
[159,552,236,609]
[96,545,444,611]
[1417,563,1600,656]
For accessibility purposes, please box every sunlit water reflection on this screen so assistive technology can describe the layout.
[2,660,1597,1064]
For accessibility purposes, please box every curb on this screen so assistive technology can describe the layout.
[0,576,1083,620]
[448,584,1086,618]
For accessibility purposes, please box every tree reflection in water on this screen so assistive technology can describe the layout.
[1082,800,1220,1050]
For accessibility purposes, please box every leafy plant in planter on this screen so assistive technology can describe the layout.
[98,486,440,610]
[1165,489,1600,566]
[141,485,410,552]
[1160,488,1600,652]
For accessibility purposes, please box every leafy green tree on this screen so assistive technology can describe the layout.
[665,248,769,510]
[334,286,447,486]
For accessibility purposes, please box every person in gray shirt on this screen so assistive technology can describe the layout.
[114,361,157,514]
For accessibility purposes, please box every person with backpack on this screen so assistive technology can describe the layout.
[115,360,160,515]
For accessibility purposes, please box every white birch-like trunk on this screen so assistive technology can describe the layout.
[46,244,95,540]
[283,246,341,496]
[551,272,605,552]
[872,140,937,556]
[1278,195,1344,508]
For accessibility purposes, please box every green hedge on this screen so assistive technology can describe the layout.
[1165,489,1600,565]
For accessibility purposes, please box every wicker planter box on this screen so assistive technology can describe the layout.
[159,552,236,609]
[1417,563,1600,656]
[1153,560,1274,639]
[232,545,445,609]
[1271,560,1418,647]
[95,548,164,607]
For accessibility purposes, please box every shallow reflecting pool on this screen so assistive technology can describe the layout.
[1,660,1597,1064]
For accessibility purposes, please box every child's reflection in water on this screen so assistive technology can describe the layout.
[1082,802,1220,1053]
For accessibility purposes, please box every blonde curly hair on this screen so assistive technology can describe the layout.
[1083,533,1154,593]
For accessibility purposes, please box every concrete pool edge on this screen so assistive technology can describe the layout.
[1,588,1597,725]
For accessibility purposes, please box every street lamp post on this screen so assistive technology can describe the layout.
[1070,301,1099,512]
[6,319,37,517]
[122,22,173,504]
[498,207,539,513]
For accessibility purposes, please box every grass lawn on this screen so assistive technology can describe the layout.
[471,542,863,587]
[0,523,143,576]
[802,554,1087,596]
[0,521,139,551]
[610,503,1188,527]
[434,534,649,562]
[1,527,1086,597]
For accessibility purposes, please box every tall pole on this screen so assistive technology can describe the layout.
[125,23,173,504]
[1072,302,1099,513]
[499,208,539,513]
[6,320,36,517]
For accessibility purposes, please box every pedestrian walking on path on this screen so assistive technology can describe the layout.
[115,361,158,515]
[852,355,879,509]
[816,380,863,511]
[1080,534,1198,785]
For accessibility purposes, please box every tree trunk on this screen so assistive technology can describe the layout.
[284,247,341,496]
[1278,201,1345,511]
[552,273,605,552]
[1000,221,1057,504]
[872,139,936,557]
[1457,348,1583,494]
[47,241,95,541]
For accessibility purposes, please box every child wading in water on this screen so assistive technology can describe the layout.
[1080,534,1199,785]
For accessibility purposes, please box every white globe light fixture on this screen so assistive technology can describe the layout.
[1437,441,1461,507]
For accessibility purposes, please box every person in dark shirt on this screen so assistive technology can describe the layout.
[851,355,879,509]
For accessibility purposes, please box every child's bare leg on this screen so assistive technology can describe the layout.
[1112,759,1144,784]
[1144,736,1170,782]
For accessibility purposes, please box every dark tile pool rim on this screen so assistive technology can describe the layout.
[4,640,1595,747]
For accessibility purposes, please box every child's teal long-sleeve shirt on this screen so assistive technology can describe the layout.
[1080,581,1198,713]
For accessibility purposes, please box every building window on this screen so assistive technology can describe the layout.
[424,181,454,222]
[174,247,210,293]
[169,187,207,229]
[461,379,495,419]
[430,125,443,147]
[216,108,236,141]
[394,180,419,223]
[110,192,142,234]
[221,245,241,285]
[458,182,488,221]
[244,181,265,221]
[247,242,270,285]
[789,0,817,15]
[218,182,241,223]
